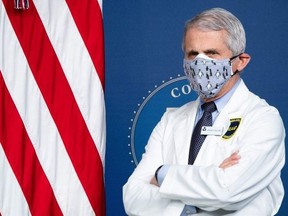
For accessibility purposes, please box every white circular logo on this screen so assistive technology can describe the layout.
[128,75,198,166]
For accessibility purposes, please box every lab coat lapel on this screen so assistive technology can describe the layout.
[173,99,200,165]
[211,80,249,139]
[213,80,249,134]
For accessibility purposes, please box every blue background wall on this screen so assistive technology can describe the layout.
[103,1,288,215]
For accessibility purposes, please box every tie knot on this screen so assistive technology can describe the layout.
[201,101,216,113]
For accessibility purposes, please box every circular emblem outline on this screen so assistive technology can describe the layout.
[128,75,188,166]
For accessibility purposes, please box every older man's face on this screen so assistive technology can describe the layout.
[183,27,233,61]
[183,27,243,102]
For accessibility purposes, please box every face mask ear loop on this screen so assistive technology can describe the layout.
[231,70,240,77]
[230,53,243,76]
[230,53,243,62]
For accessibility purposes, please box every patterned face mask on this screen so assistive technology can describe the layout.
[183,53,240,99]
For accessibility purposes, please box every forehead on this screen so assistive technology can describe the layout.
[184,28,229,53]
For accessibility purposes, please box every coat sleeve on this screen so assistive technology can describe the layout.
[123,110,183,216]
[159,106,285,212]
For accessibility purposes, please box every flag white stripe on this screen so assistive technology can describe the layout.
[98,0,103,12]
[0,4,95,215]
[0,144,32,216]
[34,0,106,165]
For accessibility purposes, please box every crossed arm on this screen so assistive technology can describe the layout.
[150,151,241,186]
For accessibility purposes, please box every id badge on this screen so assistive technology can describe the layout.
[200,126,223,136]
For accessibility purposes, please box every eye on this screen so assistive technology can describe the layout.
[204,50,219,58]
[207,53,216,57]
[186,51,198,60]
[207,52,217,57]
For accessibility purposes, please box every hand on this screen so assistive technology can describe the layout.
[150,176,159,186]
[219,150,241,169]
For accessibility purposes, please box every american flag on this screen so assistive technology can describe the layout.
[0,0,106,215]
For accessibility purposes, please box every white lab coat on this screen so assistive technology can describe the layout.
[123,80,285,216]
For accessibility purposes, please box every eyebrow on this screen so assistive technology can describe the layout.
[186,49,220,57]
[203,49,220,55]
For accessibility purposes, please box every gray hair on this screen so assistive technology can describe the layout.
[182,8,246,55]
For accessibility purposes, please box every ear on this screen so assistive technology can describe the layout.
[235,53,251,72]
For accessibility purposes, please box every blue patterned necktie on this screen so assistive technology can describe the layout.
[188,101,217,164]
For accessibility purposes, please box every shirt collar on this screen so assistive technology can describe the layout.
[200,78,241,112]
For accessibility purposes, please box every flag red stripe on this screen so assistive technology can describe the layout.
[0,72,63,216]
[3,1,105,215]
[66,0,105,89]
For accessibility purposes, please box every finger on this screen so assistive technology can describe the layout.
[219,159,240,169]
[230,151,241,158]
[219,152,241,169]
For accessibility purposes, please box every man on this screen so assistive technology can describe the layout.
[123,8,285,216]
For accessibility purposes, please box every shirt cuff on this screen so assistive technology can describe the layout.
[156,164,169,186]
